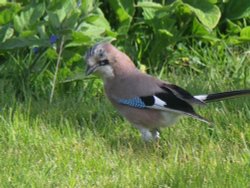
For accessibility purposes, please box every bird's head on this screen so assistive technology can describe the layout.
[85,43,136,79]
[85,43,115,79]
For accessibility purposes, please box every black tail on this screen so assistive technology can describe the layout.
[195,89,250,103]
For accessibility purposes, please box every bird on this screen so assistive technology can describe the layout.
[85,42,250,141]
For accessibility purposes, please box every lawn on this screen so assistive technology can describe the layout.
[0,48,249,187]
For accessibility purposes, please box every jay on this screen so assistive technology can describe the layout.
[85,42,250,141]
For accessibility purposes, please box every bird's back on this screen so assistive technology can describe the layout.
[104,70,163,99]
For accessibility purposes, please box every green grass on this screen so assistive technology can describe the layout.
[0,45,250,187]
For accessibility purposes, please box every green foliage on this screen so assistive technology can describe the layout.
[183,0,221,29]
[0,0,249,100]
[0,0,114,100]
[0,1,249,186]
[223,0,250,20]
[107,0,134,34]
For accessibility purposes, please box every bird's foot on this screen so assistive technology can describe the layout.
[138,127,160,142]
[151,128,160,141]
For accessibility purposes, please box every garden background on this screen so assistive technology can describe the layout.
[0,0,250,187]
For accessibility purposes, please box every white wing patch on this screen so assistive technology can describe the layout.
[153,96,167,107]
[194,94,208,101]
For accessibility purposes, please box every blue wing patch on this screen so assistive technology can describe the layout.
[118,97,146,108]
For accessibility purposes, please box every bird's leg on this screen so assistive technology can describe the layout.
[151,128,160,141]
[136,126,153,141]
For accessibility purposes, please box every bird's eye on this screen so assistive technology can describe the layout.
[98,59,109,66]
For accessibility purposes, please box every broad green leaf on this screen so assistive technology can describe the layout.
[46,48,58,60]
[0,3,21,25]
[79,6,117,38]
[183,0,221,29]
[240,26,250,40]
[198,35,220,42]
[226,36,242,44]
[138,2,176,40]
[108,0,134,34]
[48,0,73,12]
[48,12,61,29]
[192,18,211,36]
[13,10,32,32]
[48,8,67,29]
[77,22,106,37]
[224,0,250,20]
[119,0,135,16]
[108,0,131,22]
[85,9,111,31]
[81,0,93,13]
[30,2,45,24]
[62,10,80,29]
[225,19,241,34]
[158,29,173,37]
[20,30,36,37]
[208,0,218,3]
[0,36,49,50]
[37,24,48,39]
[64,52,82,66]
[137,2,163,9]
[66,22,107,48]
[13,3,45,32]
[137,2,163,20]
[0,25,13,42]
[70,31,91,46]
[48,1,77,30]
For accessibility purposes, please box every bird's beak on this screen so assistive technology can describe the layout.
[86,64,98,75]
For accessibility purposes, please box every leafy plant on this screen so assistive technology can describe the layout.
[0,0,249,101]
[109,0,250,65]
[0,0,114,100]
